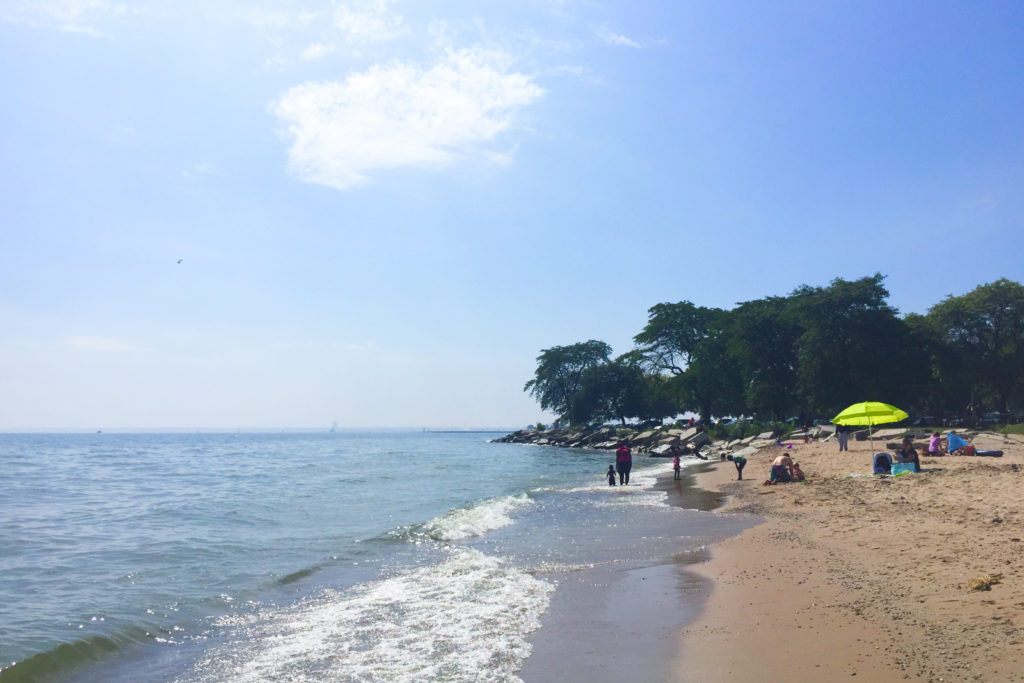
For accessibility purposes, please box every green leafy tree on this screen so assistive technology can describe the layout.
[633,301,720,375]
[639,373,683,423]
[791,274,913,416]
[928,279,1024,414]
[634,301,741,422]
[903,313,969,419]
[568,359,645,426]
[524,340,612,421]
[727,296,801,420]
[681,313,745,424]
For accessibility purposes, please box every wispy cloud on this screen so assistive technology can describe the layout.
[270,47,544,190]
[239,7,316,30]
[300,41,336,61]
[65,335,145,352]
[3,0,126,36]
[333,0,406,44]
[595,26,641,48]
[181,162,220,180]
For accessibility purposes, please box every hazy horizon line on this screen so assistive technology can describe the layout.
[0,426,522,435]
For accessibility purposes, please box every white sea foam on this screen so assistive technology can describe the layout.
[422,493,533,541]
[179,548,554,683]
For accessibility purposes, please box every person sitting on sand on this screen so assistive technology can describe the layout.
[791,463,805,482]
[764,453,794,485]
[726,454,746,481]
[947,431,972,455]
[607,464,617,486]
[928,431,943,456]
[895,437,921,473]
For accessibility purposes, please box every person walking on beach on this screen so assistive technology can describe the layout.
[727,454,746,480]
[607,464,617,486]
[837,423,849,452]
[615,443,632,485]
[672,452,681,480]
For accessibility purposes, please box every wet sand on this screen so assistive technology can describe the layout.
[519,462,750,682]
[675,436,1024,682]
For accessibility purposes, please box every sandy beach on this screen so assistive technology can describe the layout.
[675,434,1024,682]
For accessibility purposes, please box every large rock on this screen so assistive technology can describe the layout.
[632,430,660,445]
[873,428,909,440]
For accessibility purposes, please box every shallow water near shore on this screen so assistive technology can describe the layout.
[1,432,753,682]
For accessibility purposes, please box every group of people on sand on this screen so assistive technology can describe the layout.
[605,440,811,488]
[762,452,805,485]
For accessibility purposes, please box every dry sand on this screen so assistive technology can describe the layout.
[675,434,1024,682]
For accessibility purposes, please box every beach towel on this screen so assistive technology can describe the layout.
[891,462,916,475]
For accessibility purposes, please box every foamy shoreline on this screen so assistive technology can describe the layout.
[675,437,1024,682]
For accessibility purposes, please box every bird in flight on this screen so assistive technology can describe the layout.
[177,259,183,264]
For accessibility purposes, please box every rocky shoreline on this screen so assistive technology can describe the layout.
[495,422,1009,462]
[493,423,791,460]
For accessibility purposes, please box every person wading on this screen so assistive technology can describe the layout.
[615,443,632,485]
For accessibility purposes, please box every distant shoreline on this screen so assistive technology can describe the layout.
[0,427,517,435]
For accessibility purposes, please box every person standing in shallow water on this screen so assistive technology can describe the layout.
[615,443,632,485]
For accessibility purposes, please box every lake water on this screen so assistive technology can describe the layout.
[0,431,751,682]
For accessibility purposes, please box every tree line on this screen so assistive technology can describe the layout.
[524,275,1024,427]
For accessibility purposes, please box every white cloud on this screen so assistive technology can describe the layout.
[240,7,316,30]
[596,26,641,48]
[334,0,405,43]
[4,0,126,36]
[270,47,544,190]
[65,335,144,352]
[300,41,336,61]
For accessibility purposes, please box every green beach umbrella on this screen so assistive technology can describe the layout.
[831,401,909,450]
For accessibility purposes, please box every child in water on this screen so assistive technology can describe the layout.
[607,464,617,486]
[673,453,681,480]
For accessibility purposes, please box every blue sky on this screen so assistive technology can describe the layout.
[2,0,1023,430]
